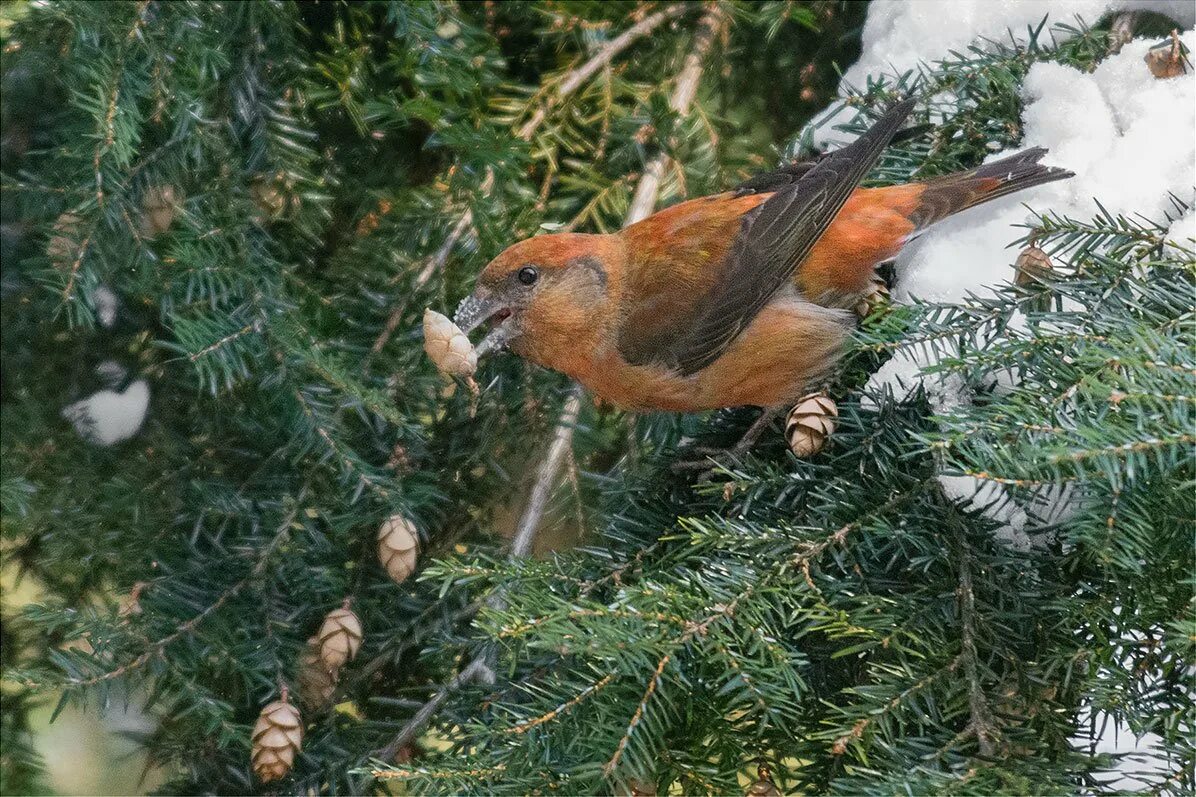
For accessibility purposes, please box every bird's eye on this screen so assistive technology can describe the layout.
[517,266,539,286]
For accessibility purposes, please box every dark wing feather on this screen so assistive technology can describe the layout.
[731,160,818,195]
[664,97,917,376]
[731,122,931,196]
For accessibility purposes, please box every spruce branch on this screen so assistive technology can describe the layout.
[604,651,673,776]
[292,387,393,499]
[504,672,617,735]
[61,500,301,689]
[91,0,152,209]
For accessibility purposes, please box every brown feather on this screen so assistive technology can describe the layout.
[617,193,765,364]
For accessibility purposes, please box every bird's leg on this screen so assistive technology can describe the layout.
[672,406,785,473]
[728,405,784,457]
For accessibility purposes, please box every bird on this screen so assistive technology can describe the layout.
[454,98,1071,432]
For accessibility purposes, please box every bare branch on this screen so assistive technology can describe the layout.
[376,657,494,763]
[626,3,726,224]
[516,4,691,141]
[509,386,584,558]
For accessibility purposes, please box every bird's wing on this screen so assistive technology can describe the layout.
[730,121,931,197]
[660,97,917,376]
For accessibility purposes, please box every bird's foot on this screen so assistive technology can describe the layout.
[671,407,784,479]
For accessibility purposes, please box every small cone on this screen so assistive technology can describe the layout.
[317,604,363,670]
[297,636,337,711]
[854,277,891,319]
[251,696,302,783]
[1145,30,1189,79]
[423,309,477,377]
[46,212,84,268]
[377,514,420,584]
[746,764,781,796]
[785,392,838,458]
[1014,245,1053,312]
[251,173,290,221]
[1013,245,1052,286]
[139,185,183,238]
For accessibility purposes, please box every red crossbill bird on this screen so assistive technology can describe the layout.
[455,99,1071,414]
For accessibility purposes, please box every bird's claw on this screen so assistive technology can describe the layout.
[670,406,786,482]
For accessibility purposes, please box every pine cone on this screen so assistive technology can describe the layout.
[785,392,838,458]
[139,184,183,238]
[1145,30,1189,79]
[1013,245,1052,286]
[297,636,337,711]
[250,172,295,222]
[377,514,420,584]
[1014,245,1053,312]
[746,764,781,796]
[854,277,891,319]
[423,309,478,377]
[46,212,84,269]
[317,605,363,670]
[251,698,302,783]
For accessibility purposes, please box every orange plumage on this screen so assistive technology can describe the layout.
[454,100,1071,413]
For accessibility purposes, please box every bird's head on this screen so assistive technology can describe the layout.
[454,233,616,361]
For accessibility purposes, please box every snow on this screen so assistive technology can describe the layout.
[813,0,1196,149]
[62,379,150,446]
[898,32,1194,307]
[1169,205,1196,245]
[826,1,1194,780]
[854,23,1194,544]
[91,285,118,328]
[843,0,1193,98]
[856,24,1194,406]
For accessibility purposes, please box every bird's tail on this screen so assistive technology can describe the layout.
[908,148,1073,230]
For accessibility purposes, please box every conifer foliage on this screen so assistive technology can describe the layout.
[1,2,1192,795]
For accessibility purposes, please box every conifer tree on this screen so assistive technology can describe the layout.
[1,2,1191,796]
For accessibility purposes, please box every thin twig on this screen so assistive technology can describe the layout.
[952,525,997,757]
[369,209,473,357]
[515,4,691,141]
[626,2,725,223]
[63,501,300,688]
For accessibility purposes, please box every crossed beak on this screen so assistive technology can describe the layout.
[454,289,518,357]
